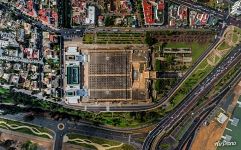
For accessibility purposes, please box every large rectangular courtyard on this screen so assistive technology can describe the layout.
[88,51,132,101]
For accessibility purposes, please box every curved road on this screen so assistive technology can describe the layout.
[0,112,143,150]
[142,45,241,150]
[176,70,241,150]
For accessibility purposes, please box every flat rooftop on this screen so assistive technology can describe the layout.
[63,44,151,105]
[88,51,131,100]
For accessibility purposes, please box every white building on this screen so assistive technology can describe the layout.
[85,6,96,25]
[0,32,19,48]
[0,40,9,48]
[231,0,241,16]
[217,112,228,124]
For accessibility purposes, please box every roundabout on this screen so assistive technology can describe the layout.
[57,123,65,130]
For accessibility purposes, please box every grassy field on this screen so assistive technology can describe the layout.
[217,41,231,51]
[83,32,145,44]
[234,27,241,35]
[66,133,135,150]
[232,33,239,43]
[98,112,157,128]
[83,33,95,44]
[232,27,241,43]
[0,118,53,139]
[165,42,210,62]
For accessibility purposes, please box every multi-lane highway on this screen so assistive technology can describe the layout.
[142,45,241,150]
[176,71,241,150]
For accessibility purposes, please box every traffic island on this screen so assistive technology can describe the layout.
[57,123,65,130]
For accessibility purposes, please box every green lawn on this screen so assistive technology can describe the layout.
[165,42,210,62]
[234,27,241,35]
[232,27,241,44]
[83,33,95,44]
[67,133,135,150]
[94,32,145,44]
[217,41,231,51]
[100,113,153,128]
[232,33,239,43]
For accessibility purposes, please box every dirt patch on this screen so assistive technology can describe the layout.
[0,129,53,150]
[191,120,228,150]
[191,81,241,150]
[63,142,86,150]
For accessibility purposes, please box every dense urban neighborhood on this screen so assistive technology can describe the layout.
[0,0,241,150]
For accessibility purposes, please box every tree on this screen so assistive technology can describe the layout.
[21,141,37,150]
[155,80,161,92]
[112,118,121,126]
[145,33,157,46]
[155,60,161,71]
[165,55,175,65]
[3,139,15,148]
[104,16,115,27]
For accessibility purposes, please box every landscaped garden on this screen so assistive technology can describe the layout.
[165,26,240,112]
[217,41,231,51]
[0,118,53,139]
[165,42,210,62]
[96,32,145,44]
[65,133,135,150]
[83,32,145,44]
